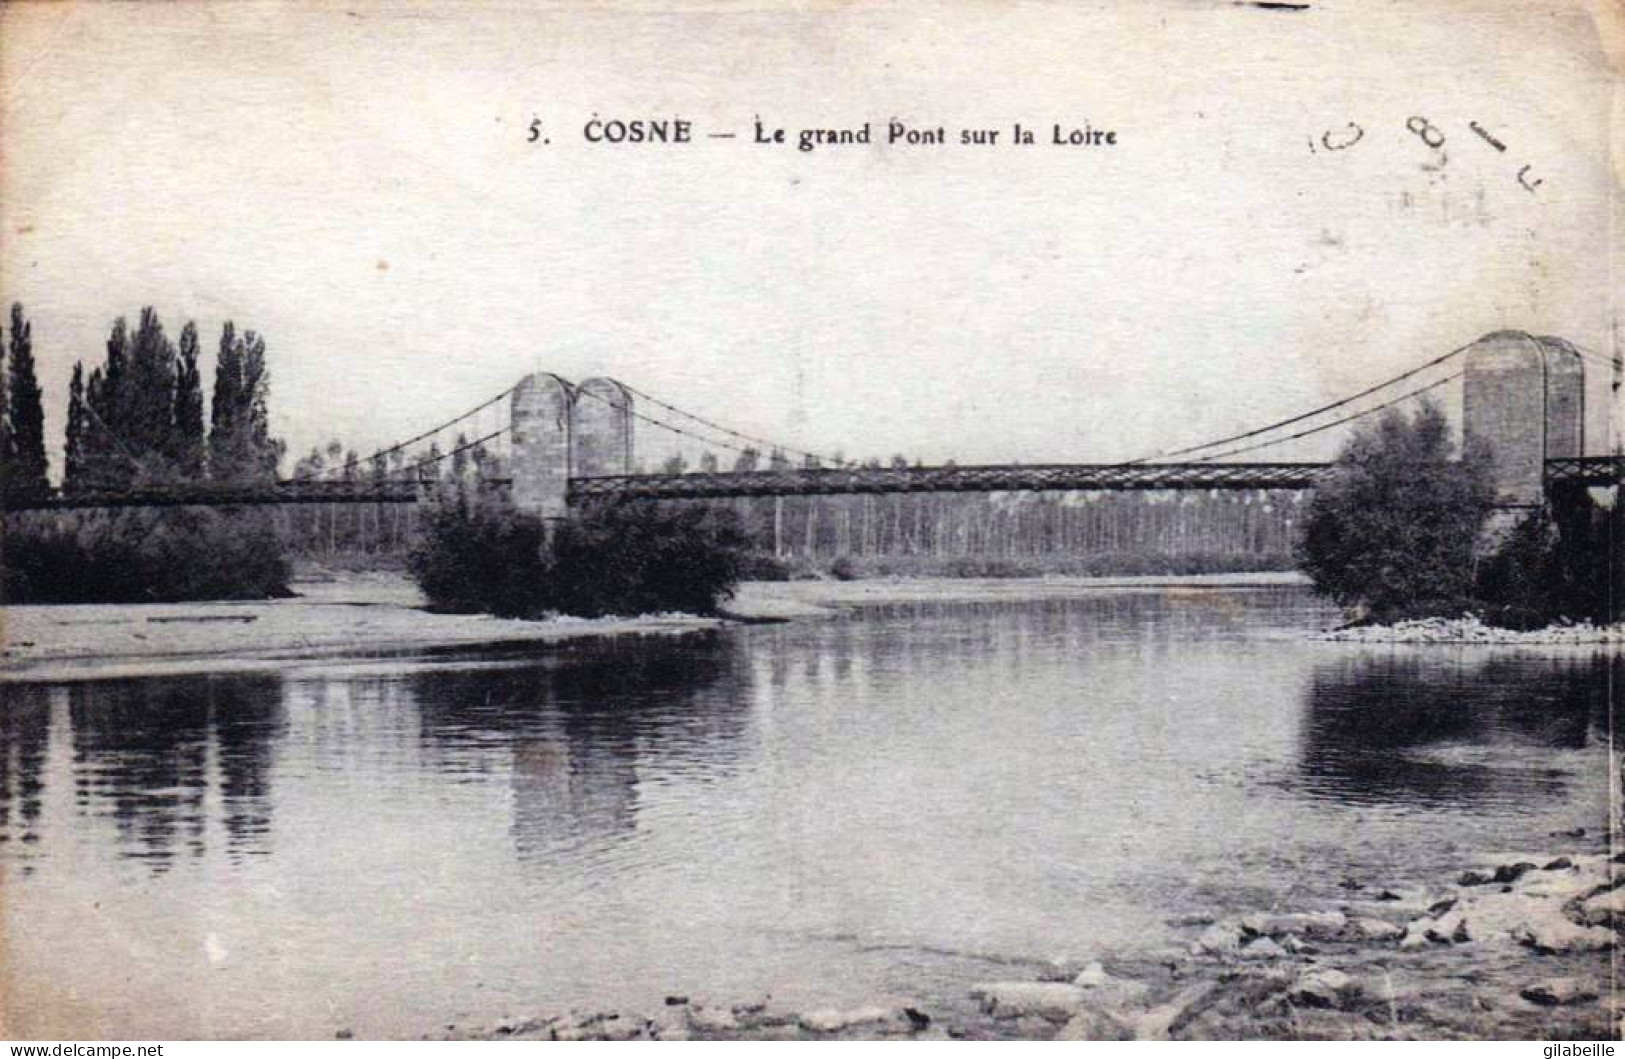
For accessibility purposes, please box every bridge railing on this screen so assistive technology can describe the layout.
[3,457,1618,512]
[566,462,1336,501]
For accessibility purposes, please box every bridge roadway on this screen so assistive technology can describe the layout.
[5,456,1620,511]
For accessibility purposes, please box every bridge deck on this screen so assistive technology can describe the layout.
[567,461,1334,501]
[4,457,1618,511]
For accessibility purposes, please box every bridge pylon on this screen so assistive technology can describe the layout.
[509,373,636,518]
[1461,331,1585,541]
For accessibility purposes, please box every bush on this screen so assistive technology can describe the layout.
[407,495,751,618]
[2,507,292,604]
[550,501,750,616]
[1475,492,1622,628]
[408,494,552,617]
[1297,401,1493,622]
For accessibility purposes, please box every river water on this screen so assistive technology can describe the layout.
[1,586,1615,1038]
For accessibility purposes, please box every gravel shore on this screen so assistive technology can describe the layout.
[431,847,1621,1041]
[1317,616,1625,647]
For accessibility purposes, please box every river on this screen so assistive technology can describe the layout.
[1,585,1614,1038]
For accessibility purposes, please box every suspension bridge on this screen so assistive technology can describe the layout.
[6,330,1620,516]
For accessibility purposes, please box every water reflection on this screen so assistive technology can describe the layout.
[407,633,753,864]
[0,684,51,865]
[1297,652,1615,810]
[63,674,285,870]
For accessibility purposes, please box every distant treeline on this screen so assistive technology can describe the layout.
[278,434,1301,574]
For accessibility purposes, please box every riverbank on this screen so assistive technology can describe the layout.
[0,569,1306,682]
[433,845,1621,1041]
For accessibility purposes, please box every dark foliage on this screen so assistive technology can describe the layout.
[5,303,49,501]
[408,490,553,617]
[409,494,751,618]
[1475,490,1622,628]
[1296,401,1494,622]
[170,321,206,478]
[63,363,88,492]
[209,322,281,482]
[550,501,750,617]
[2,509,292,604]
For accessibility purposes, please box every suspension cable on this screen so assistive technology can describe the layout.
[572,382,773,464]
[292,386,516,481]
[1128,339,1475,464]
[1194,371,1461,462]
[612,380,837,466]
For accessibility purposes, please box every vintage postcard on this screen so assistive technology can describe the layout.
[0,0,1620,1044]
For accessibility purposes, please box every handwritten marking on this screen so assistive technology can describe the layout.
[1320,123,1363,151]
[1468,121,1506,152]
[1517,165,1543,193]
[1405,116,1445,149]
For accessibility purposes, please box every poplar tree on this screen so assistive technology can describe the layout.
[209,321,243,479]
[0,314,11,495]
[171,321,205,478]
[209,323,281,482]
[2,306,45,498]
[63,362,88,493]
[126,307,177,461]
[84,318,132,487]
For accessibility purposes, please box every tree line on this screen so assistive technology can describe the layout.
[64,309,283,491]
[2,305,293,603]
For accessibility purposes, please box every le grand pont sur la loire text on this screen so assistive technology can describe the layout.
[534,116,1120,151]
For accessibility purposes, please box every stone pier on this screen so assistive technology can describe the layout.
[1461,331,1585,540]
[509,373,636,517]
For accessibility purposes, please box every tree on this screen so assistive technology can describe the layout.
[6,303,48,499]
[0,311,10,494]
[1296,400,1493,622]
[81,318,133,488]
[125,307,177,461]
[63,362,88,492]
[170,321,206,478]
[209,322,282,481]
[209,321,242,477]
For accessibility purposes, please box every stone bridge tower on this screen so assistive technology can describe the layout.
[509,374,634,518]
[1461,330,1585,526]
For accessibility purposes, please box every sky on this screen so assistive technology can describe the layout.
[1,0,1619,476]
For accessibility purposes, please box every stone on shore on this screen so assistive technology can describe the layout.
[1520,979,1599,1007]
[971,981,1086,1021]
[1575,886,1625,926]
[1241,911,1348,942]
[1054,1009,1134,1040]
[797,1006,899,1034]
[1190,922,1243,956]
[1514,916,1616,954]
[1288,968,1359,1010]
[687,1005,740,1032]
[1132,982,1218,1040]
[1347,917,1406,943]
[1238,936,1289,960]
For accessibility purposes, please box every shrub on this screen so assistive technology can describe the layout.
[407,495,751,618]
[1296,400,1493,622]
[408,494,552,617]
[549,501,750,616]
[829,554,860,581]
[1476,492,1622,628]
[2,507,292,604]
